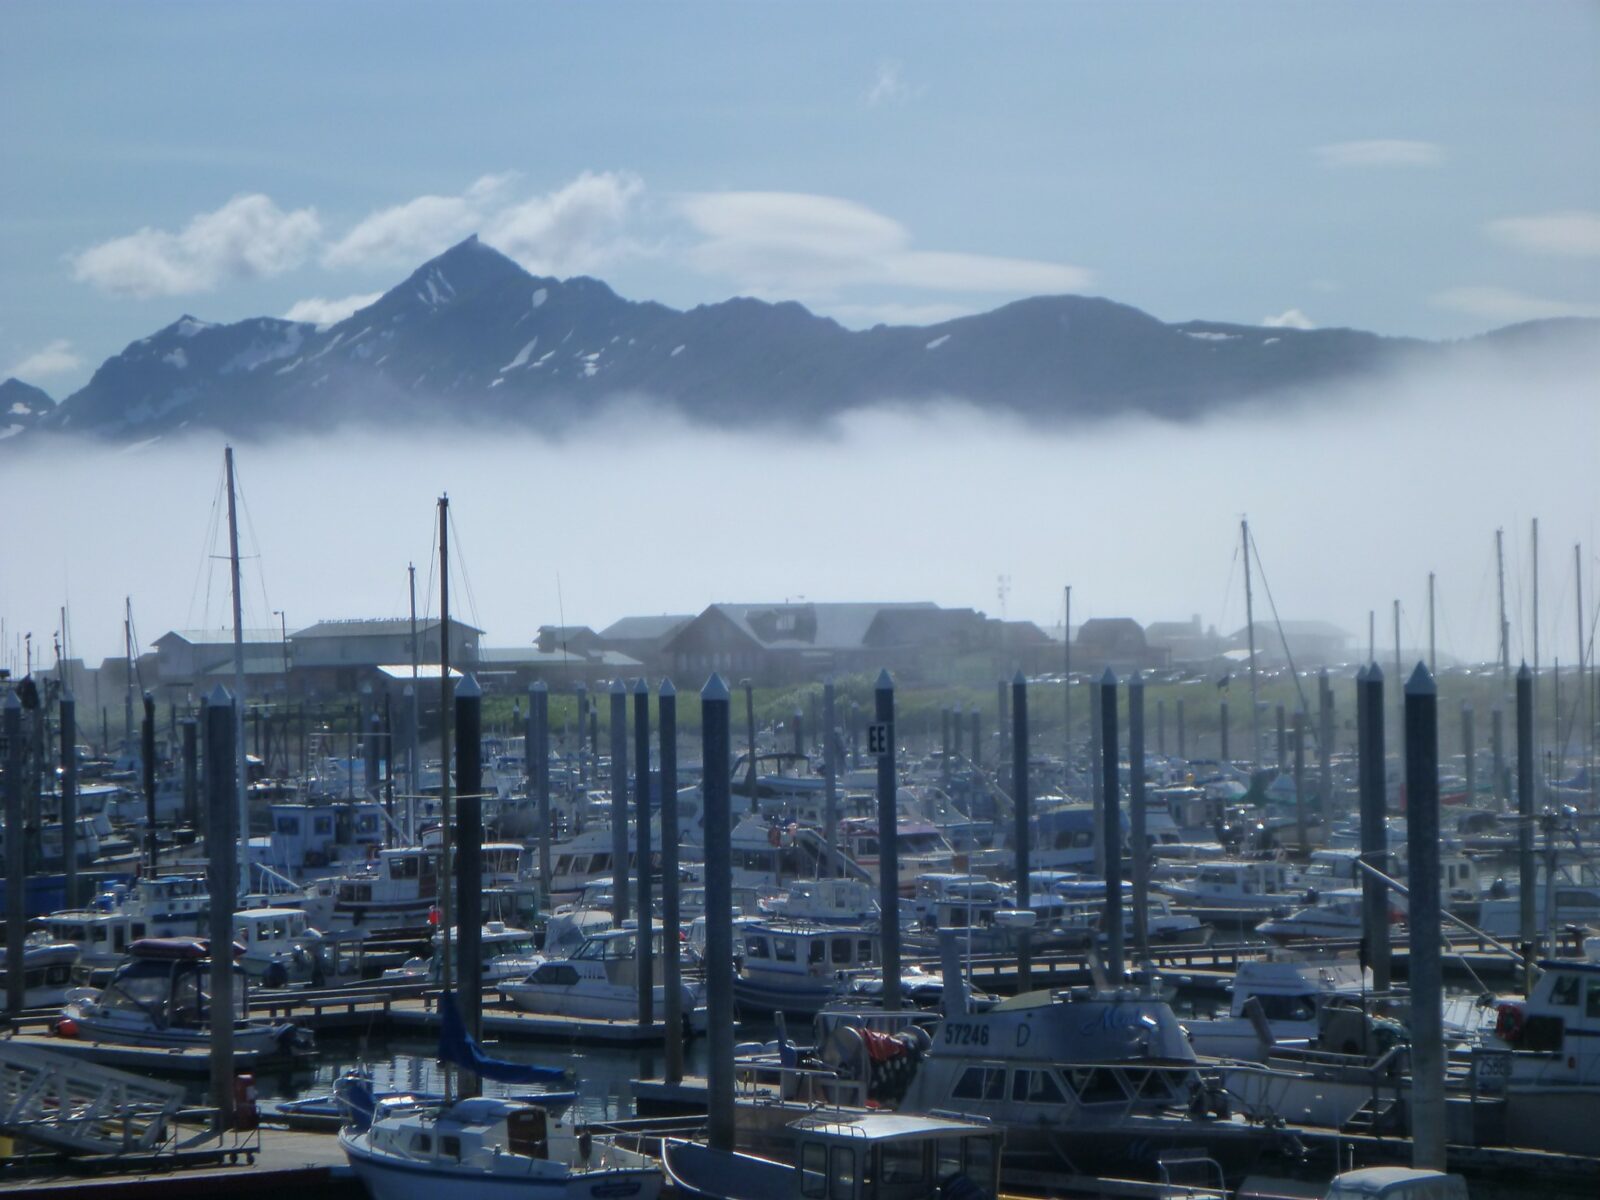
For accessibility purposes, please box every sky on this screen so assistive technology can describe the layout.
[3,1,1597,396]
[1,2,1597,668]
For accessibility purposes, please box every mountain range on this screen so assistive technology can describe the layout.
[6,236,1596,445]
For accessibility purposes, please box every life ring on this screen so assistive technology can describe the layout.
[1494,1002,1524,1045]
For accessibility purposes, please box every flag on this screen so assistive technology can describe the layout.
[438,991,567,1084]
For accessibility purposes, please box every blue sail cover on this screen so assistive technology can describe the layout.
[438,992,568,1084]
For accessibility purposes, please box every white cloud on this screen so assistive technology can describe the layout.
[323,171,643,278]
[483,171,644,276]
[8,338,81,379]
[1315,139,1444,168]
[322,174,515,269]
[679,190,1091,297]
[283,292,383,328]
[866,60,911,107]
[71,194,321,297]
[1262,308,1315,330]
[1487,210,1600,258]
[1431,285,1600,322]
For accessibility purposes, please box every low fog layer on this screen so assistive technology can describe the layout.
[4,336,1596,670]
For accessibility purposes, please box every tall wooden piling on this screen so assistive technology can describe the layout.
[609,680,630,922]
[204,685,237,1130]
[875,670,901,1010]
[997,680,1009,771]
[659,680,684,1083]
[1156,697,1165,757]
[575,682,588,791]
[61,692,79,909]
[1129,672,1149,965]
[530,682,551,913]
[1276,703,1287,774]
[1089,683,1104,876]
[743,681,758,799]
[966,709,978,772]
[792,709,803,758]
[1011,670,1031,992]
[1293,708,1307,850]
[823,679,838,853]
[1404,663,1446,1170]
[455,673,484,1096]
[1491,706,1506,808]
[1462,703,1476,802]
[1177,697,1186,759]
[1099,668,1124,980]
[1220,699,1230,762]
[1357,664,1392,991]
[142,693,157,875]
[633,679,654,1028]
[940,707,952,791]
[4,693,24,1016]
[1516,663,1536,991]
[700,675,734,1152]
[1318,670,1333,822]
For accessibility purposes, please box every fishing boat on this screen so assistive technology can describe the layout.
[891,982,1268,1186]
[1183,954,1371,1060]
[385,920,544,986]
[340,992,660,1200]
[53,936,312,1058]
[497,923,705,1028]
[663,1111,1004,1200]
[232,905,326,986]
[733,921,879,1016]
[0,935,81,1007]
[341,1094,662,1200]
[1485,948,1600,1155]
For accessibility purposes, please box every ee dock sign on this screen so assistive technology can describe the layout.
[866,722,891,757]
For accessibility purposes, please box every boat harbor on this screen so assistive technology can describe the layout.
[2,488,1599,1200]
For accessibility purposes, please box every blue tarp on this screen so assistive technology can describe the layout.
[437,991,568,1085]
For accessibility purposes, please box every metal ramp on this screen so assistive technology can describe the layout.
[0,1040,186,1155]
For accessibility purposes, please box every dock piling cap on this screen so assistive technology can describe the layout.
[701,673,729,702]
[1404,662,1435,695]
[1100,666,1118,686]
[204,683,233,707]
[530,680,547,694]
[659,677,676,698]
[1012,668,1027,686]
[455,673,482,699]
[634,677,649,695]
[876,668,894,691]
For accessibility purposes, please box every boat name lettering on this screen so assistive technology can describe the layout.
[943,1022,990,1046]
[1078,1005,1144,1036]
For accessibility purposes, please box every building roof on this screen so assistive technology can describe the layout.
[374,664,464,682]
[599,614,694,641]
[477,647,641,669]
[156,628,285,648]
[292,618,484,639]
[203,650,290,676]
[688,602,938,652]
[1228,620,1350,640]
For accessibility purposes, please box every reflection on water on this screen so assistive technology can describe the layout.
[237,1030,715,1123]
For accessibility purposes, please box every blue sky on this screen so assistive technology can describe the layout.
[3,1,1597,395]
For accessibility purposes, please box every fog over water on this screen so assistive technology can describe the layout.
[4,338,1597,670]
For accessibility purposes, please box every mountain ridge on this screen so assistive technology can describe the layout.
[12,236,1598,445]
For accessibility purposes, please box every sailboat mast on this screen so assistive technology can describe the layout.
[1533,519,1541,751]
[1241,519,1261,771]
[408,562,419,843]
[225,447,249,898]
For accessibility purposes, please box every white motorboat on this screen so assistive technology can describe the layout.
[233,906,325,986]
[1256,887,1402,943]
[54,936,312,1058]
[733,921,879,1016]
[663,1111,1003,1200]
[0,935,81,1007]
[384,920,544,986]
[497,924,705,1028]
[1184,954,1371,1060]
[340,1094,662,1200]
[1484,947,1600,1155]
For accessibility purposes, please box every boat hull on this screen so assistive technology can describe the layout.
[340,1129,661,1200]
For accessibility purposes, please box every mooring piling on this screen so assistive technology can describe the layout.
[700,674,734,1152]
[1404,663,1446,1170]
[1011,669,1031,992]
[634,677,654,1028]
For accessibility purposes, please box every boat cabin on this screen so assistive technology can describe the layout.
[787,1112,1002,1200]
[744,922,878,977]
